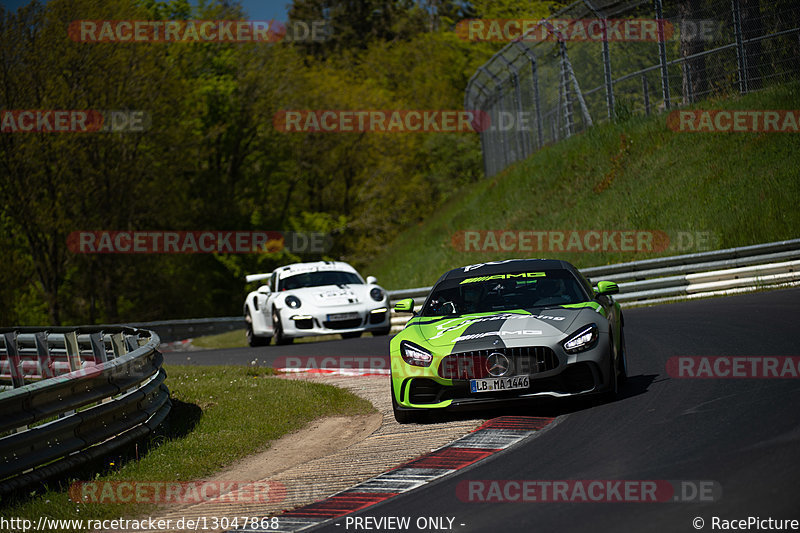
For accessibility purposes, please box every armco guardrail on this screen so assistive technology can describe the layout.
[387,238,800,332]
[0,327,169,495]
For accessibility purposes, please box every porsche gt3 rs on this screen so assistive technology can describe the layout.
[390,259,627,423]
[243,261,391,346]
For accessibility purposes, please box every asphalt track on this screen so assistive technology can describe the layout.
[174,288,800,532]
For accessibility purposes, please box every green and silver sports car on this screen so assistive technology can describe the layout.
[390,259,627,423]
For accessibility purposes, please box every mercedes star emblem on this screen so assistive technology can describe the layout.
[486,352,511,377]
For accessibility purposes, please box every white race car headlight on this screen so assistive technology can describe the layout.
[285,295,301,309]
[562,324,598,354]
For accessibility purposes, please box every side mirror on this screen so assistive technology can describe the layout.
[366,275,377,285]
[257,285,271,294]
[394,298,415,313]
[595,281,619,296]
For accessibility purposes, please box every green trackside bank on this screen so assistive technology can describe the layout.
[389,259,628,424]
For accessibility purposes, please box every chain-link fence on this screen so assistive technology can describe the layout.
[465,0,800,177]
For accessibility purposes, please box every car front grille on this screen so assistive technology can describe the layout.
[322,318,363,329]
[438,346,559,380]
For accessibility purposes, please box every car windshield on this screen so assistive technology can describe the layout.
[278,270,362,291]
[420,269,590,316]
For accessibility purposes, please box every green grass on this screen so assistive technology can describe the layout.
[191,328,379,350]
[2,365,375,529]
[367,82,800,290]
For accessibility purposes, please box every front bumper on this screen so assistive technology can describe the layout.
[392,337,613,410]
[282,307,390,337]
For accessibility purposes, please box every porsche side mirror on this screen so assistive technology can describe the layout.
[257,285,271,294]
[366,275,377,284]
[595,281,619,296]
[394,298,415,313]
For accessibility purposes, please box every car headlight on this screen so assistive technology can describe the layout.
[400,340,433,367]
[285,295,301,309]
[370,287,384,302]
[562,324,598,354]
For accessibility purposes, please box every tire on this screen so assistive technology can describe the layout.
[272,308,293,345]
[341,331,362,339]
[372,327,391,336]
[245,312,270,347]
[618,327,628,384]
[601,334,620,403]
[391,380,425,424]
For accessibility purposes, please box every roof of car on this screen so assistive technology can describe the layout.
[274,261,358,278]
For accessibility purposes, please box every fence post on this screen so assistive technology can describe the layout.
[480,67,508,171]
[559,45,573,138]
[560,41,593,128]
[515,42,544,150]
[655,0,671,109]
[643,74,651,115]
[498,55,528,159]
[601,21,615,119]
[473,80,493,176]
[732,0,749,94]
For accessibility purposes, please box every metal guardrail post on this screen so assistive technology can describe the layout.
[34,331,54,379]
[3,332,24,388]
[64,330,81,372]
[90,331,107,363]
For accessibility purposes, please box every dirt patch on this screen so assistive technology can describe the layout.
[205,413,382,483]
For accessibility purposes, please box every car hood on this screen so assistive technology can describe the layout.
[285,285,365,308]
[406,306,604,350]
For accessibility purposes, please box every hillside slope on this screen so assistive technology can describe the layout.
[367,82,800,289]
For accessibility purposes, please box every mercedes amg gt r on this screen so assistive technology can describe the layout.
[390,259,627,423]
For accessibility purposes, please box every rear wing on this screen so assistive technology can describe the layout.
[245,273,271,283]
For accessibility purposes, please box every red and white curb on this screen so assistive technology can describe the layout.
[233,416,557,533]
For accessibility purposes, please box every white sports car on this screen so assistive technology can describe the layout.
[243,261,391,346]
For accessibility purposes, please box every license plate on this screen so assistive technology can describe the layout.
[327,312,360,321]
[470,376,530,393]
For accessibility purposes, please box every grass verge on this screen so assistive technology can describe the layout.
[367,82,800,289]
[1,365,375,529]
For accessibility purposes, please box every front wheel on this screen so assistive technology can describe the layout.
[601,335,619,403]
[618,327,628,384]
[272,309,293,345]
